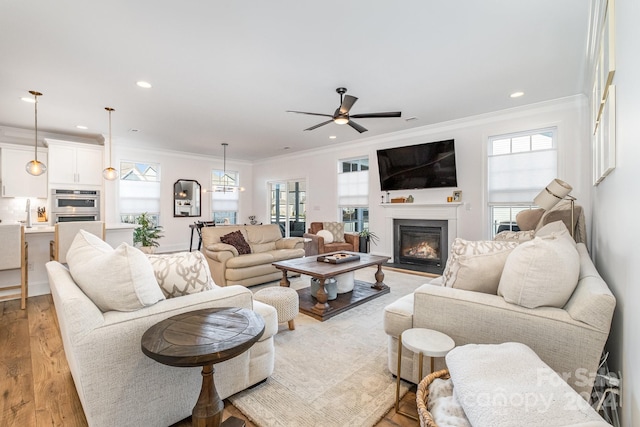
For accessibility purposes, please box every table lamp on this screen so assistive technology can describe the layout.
[533,178,576,237]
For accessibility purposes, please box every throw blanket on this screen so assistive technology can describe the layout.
[445,343,609,427]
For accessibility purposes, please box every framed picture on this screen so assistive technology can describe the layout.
[593,85,616,185]
[452,190,462,202]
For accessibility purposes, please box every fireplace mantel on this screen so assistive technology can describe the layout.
[380,202,461,265]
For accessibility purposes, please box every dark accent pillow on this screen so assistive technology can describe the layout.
[220,230,251,255]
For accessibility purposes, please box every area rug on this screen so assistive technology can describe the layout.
[229,268,431,427]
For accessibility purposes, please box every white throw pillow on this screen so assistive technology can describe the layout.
[498,235,580,308]
[67,230,165,312]
[147,251,215,298]
[535,220,576,247]
[317,229,334,244]
[442,238,519,294]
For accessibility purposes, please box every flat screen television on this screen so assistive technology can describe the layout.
[376,139,458,191]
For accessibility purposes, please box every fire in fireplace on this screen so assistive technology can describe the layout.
[393,219,448,274]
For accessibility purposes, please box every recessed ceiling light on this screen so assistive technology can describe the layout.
[76,125,88,130]
[329,136,337,139]
[129,128,140,133]
[283,146,290,150]
[405,116,418,122]
[510,91,525,98]
[21,97,36,103]
[136,81,152,89]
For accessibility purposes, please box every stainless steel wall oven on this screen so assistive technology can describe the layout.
[51,189,101,223]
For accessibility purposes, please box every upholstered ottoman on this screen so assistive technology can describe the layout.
[254,286,299,330]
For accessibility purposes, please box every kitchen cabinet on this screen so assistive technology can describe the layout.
[46,139,103,187]
[0,147,48,198]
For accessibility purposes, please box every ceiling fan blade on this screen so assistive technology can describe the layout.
[304,119,333,131]
[287,110,333,118]
[348,120,368,133]
[350,111,402,118]
[339,95,358,114]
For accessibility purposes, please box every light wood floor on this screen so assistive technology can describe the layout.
[1,295,419,427]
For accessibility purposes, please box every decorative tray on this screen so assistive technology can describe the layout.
[317,253,361,264]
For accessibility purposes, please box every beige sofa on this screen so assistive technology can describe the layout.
[201,224,305,287]
[46,259,278,427]
[383,242,615,397]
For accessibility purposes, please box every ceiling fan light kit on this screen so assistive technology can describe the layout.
[287,87,401,133]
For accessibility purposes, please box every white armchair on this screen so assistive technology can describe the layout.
[46,260,278,427]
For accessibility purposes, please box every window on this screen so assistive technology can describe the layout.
[119,161,161,226]
[338,157,369,233]
[487,128,557,237]
[211,169,240,225]
[269,180,306,237]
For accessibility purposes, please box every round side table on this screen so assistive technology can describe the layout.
[395,328,455,420]
[141,307,265,427]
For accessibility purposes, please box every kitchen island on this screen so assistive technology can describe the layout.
[0,223,137,300]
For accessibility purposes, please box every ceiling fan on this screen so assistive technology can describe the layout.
[287,87,401,133]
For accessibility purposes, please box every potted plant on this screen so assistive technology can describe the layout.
[133,212,164,254]
[358,229,379,253]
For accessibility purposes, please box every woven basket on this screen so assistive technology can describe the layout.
[416,369,451,427]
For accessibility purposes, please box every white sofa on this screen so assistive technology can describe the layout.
[201,224,305,287]
[383,242,615,397]
[46,260,278,427]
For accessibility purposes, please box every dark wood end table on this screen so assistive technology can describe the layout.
[141,307,265,427]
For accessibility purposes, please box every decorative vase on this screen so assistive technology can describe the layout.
[359,236,370,253]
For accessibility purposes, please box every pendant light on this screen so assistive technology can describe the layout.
[25,90,47,176]
[103,107,118,180]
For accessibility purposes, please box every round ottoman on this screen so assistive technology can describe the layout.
[254,286,299,330]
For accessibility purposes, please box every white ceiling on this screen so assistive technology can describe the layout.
[0,1,590,161]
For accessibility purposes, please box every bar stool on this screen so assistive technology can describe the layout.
[50,221,105,263]
[395,328,455,420]
[0,224,28,309]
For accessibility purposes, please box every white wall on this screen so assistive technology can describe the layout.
[590,0,640,422]
[107,142,253,252]
[253,96,588,259]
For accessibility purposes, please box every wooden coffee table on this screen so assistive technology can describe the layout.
[272,251,390,321]
[141,307,265,427]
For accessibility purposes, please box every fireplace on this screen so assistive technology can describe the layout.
[393,219,448,275]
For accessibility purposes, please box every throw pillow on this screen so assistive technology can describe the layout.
[322,222,345,243]
[516,208,545,231]
[66,230,165,312]
[493,230,535,243]
[317,229,334,243]
[535,220,576,246]
[497,235,580,308]
[147,251,215,298]
[220,230,251,255]
[442,238,519,294]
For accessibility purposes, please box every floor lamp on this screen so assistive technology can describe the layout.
[533,179,576,238]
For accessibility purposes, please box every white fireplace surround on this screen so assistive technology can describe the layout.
[381,202,460,264]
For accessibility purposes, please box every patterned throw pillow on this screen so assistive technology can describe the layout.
[147,251,215,298]
[442,238,519,294]
[220,230,252,255]
[494,230,535,243]
[322,222,345,243]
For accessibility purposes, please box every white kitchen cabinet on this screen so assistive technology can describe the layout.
[46,139,103,187]
[0,147,48,198]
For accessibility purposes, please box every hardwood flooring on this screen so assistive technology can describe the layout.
[1,295,419,427]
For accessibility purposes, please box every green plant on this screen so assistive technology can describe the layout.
[133,213,164,248]
[358,229,379,245]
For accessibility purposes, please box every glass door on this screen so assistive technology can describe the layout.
[269,180,306,237]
